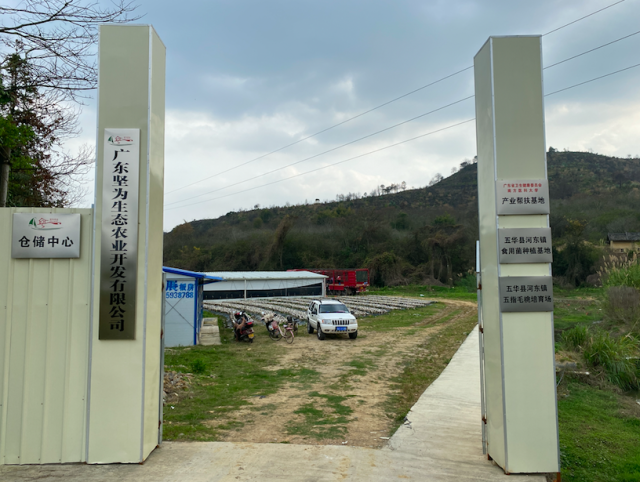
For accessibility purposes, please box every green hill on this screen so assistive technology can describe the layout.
[163,150,640,287]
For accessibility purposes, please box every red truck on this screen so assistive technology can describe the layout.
[288,268,369,295]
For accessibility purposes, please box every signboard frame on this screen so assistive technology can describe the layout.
[11,213,81,258]
[496,179,550,215]
[498,227,552,264]
[98,128,140,340]
[499,276,554,312]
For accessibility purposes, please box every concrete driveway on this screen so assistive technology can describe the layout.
[0,326,545,482]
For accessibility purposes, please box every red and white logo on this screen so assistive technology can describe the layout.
[29,217,62,230]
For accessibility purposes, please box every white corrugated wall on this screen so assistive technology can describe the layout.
[0,208,93,464]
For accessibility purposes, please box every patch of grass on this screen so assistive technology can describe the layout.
[357,305,444,332]
[162,422,217,441]
[561,325,589,351]
[215,420,246,431]
[344,358,377,376]
[558,380,640,482]
[604,286,640,335]
[190,358,207,374]
[384,307,477,428]
[162,329,320,441]
[368,285,477,301]
[582,330,639,391]
[553,297,604,331]
[285,392,353,440]
[309,391,354,415]
[362,348,388,357]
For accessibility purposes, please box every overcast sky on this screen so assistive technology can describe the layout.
[66,0,640,230]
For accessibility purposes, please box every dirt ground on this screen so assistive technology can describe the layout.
[210,299,477,448]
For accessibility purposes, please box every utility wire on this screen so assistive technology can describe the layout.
[164,66,473,196]
[544,28,640,69]
[165,119,476,211]
[164,95,475,207]
[167,58,640,211]
[545,62,640,96]
[166,29,639,209]
[543,0,626,36]
[165,0,628,197]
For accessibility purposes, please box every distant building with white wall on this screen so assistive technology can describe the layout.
[202,271,326,300]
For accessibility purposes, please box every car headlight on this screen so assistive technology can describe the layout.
[322,319,332,325]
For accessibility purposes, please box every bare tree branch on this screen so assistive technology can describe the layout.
[0,0,142,102]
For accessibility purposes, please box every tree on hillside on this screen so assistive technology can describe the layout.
[429,173,443,186]
[263,215,296,269]
[424,226,468,285]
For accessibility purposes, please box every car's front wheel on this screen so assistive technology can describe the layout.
[317,324,325,340]
[349,330,358,340]
[307,318,314,334]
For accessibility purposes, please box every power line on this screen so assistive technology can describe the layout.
[164,65,473,196]
[166,31,638,209]
[165,119,476,211]
[167,58,640,211]
[545,62,640,96]
[543,0,626,36]
[544,28,640,69]
[164,95,475,207]
[165,0,628,196]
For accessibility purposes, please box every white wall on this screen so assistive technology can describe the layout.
[0,208,93,464]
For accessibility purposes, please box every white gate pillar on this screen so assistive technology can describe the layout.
[87,25,165,464]
[474,36,560,474]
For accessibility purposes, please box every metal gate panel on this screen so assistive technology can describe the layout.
[0,208,93,464]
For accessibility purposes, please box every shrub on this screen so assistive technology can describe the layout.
[604,286,640,328]
[562,325,589,351]
[552,241,600,287]
[366,252,405,287]
[582,330,639,391]
[600,252,640,289]
[454,272,477,292]
[190,358,207,375]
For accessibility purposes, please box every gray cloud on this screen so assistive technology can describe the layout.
[68,0,640,229]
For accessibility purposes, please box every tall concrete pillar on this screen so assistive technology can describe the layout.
[474,36,560,474]
[87,25,165,463]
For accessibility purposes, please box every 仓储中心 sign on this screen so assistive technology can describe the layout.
[99,128,140,340]
[498,228,552,264]
[11,213,81,258]
[496,179,550,215]
[499,276,554,312]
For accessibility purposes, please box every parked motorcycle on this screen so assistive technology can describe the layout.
[262,312,282,340]
[232,311,255,343]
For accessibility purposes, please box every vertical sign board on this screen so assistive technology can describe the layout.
[11,213,81,258]
[99,129,140,340]
[475,36,559,475]
[88,25,165,465]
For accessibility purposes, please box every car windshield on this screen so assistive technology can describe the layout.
[319,303,349,313]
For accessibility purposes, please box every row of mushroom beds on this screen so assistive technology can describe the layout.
[203,295,436,328]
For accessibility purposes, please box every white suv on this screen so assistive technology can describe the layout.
[307,299,358,340]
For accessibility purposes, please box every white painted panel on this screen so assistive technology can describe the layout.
[474,36,559,474]
[165,277,197,347]
[474,38,506,469]
[0,208,92,465]
[88,24,165,464]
